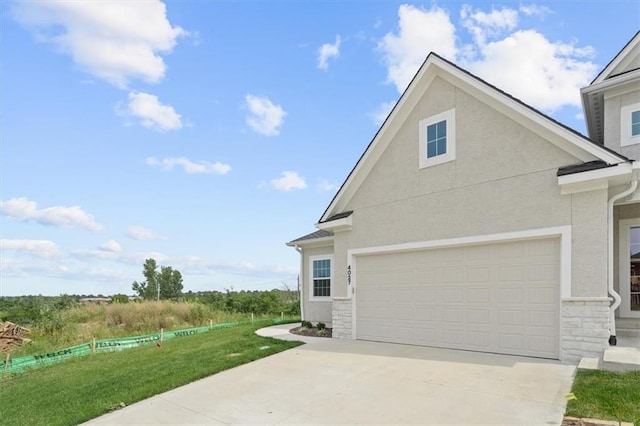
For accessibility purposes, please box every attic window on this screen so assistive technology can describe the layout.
[621,103,640,147]
[632,110,640,136]
[419,109,456,168]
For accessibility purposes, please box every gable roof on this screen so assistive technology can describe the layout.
[319,52,628,223]
[582,31,640,144]
[286,229,333,246]
[591,31,640,85]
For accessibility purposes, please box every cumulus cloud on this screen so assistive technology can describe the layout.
[316,179,338,193]
[176,256,298,277]
[245,95,287,136]
[98,239,122,253]
[72,248,169,265]
[378,3,596,112]
[460,5,518,46]
[378,4,457,93]
[11,0,186,88]
[268,171,307,191]
[146,157,231,174]
[317,35,342,70]
[370,100,397,126]
[122,92,182,132]
[0,239,62,259]
[126,225,165,241]
[0,197,104,232]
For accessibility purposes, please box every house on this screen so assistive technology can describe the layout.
[287,32,640,363]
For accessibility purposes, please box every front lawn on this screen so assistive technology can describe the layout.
[0,321,303,426]
[565,370,640,424]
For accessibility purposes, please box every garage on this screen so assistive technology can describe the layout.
[355,238,560,359]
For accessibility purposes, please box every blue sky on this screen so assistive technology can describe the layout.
[1,1,638,296]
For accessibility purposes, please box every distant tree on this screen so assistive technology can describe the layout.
[132,258,184,300]
[111,294,130,304]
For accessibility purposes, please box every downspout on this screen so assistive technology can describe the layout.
[607,176,638,345]
[294,246,304,321]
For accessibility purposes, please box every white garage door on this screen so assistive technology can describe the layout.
[355,238,559,359]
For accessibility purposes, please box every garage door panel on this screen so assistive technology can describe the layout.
[355,238,559,359]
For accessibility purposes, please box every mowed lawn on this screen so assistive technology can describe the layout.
[0,321,303,426]
[565,369,640,424]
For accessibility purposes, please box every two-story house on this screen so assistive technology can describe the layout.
[288,32,640,363]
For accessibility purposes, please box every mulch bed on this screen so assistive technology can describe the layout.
[289,326,332,338]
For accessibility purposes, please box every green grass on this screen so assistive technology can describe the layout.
[0,321,303,426]
[565,370,640,424]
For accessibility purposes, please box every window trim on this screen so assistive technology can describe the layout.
[419,109,456,169]
[621,102,640,147]
[309,255,333,301]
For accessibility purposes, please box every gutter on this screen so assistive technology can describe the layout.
[607,177,638,345]
[294,246,304,321]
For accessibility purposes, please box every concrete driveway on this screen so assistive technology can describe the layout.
[87,324,576,425]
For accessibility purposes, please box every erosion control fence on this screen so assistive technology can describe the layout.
[1,318,285,375]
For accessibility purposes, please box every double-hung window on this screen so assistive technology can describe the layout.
[310,256,332,299]
[419,109,456,168]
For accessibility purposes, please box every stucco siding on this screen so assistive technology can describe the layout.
[604,90,640,159]
[344,77,582,251]
[570,189,609,296]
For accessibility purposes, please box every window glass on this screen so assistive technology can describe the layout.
[632,110,640,136]
[312,259,331,297]
[426,120,447,158]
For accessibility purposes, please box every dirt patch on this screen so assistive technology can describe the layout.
[562,417,616,426]
[289,326,332,338]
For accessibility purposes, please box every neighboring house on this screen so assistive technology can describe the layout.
[287,32,640,363]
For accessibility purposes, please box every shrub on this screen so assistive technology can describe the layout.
[316,322,326,330]
[301,320,313,329]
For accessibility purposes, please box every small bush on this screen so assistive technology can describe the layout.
[316,322,326,330]
[301,320,313,329]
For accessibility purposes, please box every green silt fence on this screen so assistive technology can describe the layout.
[1,318,284,375]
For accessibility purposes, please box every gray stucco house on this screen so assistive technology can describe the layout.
[288,32,640,363]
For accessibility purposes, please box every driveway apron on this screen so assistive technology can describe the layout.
[86,324,575,425]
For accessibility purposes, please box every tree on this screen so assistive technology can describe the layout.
[132,258,183,300]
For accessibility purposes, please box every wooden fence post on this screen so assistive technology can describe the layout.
[92,338,96,355]
[4,353,9,372]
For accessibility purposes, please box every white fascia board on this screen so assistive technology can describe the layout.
[316,215,352,232]
[558,162,632,187]
[583,69,640,96]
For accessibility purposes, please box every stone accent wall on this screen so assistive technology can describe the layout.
[332,298,353,339]
[561,298,611,363]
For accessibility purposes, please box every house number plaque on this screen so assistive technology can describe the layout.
[347,265,351,285]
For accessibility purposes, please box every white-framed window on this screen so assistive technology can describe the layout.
[309,255,332,300]
[419,108,456,168]
[621,102,640,147]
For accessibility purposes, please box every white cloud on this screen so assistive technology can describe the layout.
[370,100,397,126]
[245,95,287,136]
[176,256,298,277]
[0,197,104,232]
[466,30,596,111]
[0,239,62,259]
[378,4,457,93]
[123,92,182,132]
[317,179,338,193]
[98,239,122,253]
[146,156,231,175]
[72,248,169,265]
[460,5,518,46]
[378,4,596,112]
[317,35,342,70]
[126,225,165,241]
[519,4,552,17]
[12,0,186,88]
[269,171,307,191]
